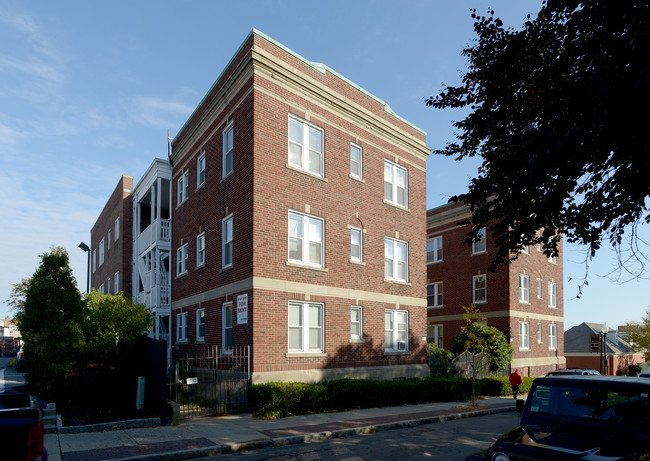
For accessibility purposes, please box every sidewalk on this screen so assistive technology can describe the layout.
[45,397,516,461]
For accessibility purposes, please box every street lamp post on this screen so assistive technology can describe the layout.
[78,242,90,294]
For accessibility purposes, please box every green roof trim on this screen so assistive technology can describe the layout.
[174,28,425,147]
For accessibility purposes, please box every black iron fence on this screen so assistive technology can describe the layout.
[169,345,250,419]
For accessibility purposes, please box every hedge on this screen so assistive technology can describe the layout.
[480,376,535,396]
[250,377,475,419]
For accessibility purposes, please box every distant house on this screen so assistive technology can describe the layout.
[0,318,20,356]
[564,322,645,375]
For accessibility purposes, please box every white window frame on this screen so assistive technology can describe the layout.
[99,238,105,266]
[536,230,542,252]
[197,151,206,187]
[114,271,119,294]
[99,283,104,295]
[427,236,443,264]
[549,324,557,350]
[288,115,324,177]
[548,282,557,308]
[177,171,189,205]
[176,244,188,276]
[107,278,111,295]
[115,216,120,241]
[428,324,443,349]
[537,278,543,299]
[537,322,543,344]
[385,309,408,352]
[196,308,205,342]
[92,249,97,273]
[384,237,408,283]
[222,215,233,269]
[288,301,324,353]
[472,227,487,254]
[383,159,408,208]
[350,306,363,341]
[107,229,111,249]
[519,321,530,350]
[427,282,443,308]
[196,232,205,268]
[222,302,233,354]
[223,122,234,178]
[350,227,363,263]
[288,211,324,268]
[473,274,487,304]
[518,274,530,303]
[350,143,362,179]
[176,312,188,343]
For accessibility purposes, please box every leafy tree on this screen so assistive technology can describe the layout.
[623,308,650,361]
[426,1,649,282]
[14,247,85,398]
[449,306,513,405]
[83,290,154,365]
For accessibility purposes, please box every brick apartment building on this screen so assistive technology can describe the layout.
[168,29,430,383]
[426,202,566,377]
[90,175,133,297]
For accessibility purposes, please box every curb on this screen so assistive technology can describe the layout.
[57,417,162,434]
[114,404,515,461]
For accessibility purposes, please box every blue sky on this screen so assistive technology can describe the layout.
[0,0,647,330]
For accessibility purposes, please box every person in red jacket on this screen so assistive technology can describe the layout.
[509,368,524,399]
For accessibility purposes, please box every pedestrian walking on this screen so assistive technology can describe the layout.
[509,368,524,399]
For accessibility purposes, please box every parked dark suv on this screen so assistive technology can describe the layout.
[545,368,600,376]
[466,376,650,460]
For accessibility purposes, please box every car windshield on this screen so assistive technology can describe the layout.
[528,383,650,429]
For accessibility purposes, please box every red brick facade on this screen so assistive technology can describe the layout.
[426,203,566,377]
[90,175,133,297]
[169,30,429,383]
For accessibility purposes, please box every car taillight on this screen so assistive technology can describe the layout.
[27,420,44,461]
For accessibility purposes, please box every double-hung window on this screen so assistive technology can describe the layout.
[115,217,120,241]
[549,324,557,350]
[177,171,189,205]
[99,283,104,294]
[350,227,362,262]
[176,244,188,276]
[350,306,363,340]
[114,271,119,294]
[197,151,206,187]
[288,116,324,177]
[537,278,543,299]
[472,227,486,254]
[99,238,105,266]
[384,237,408,282]
[196,233,205,267]
[288,211,324,268]
[518,274,530,303]
[222,303,233,354]
[196,309,205,342]
[350,143,362,179]
[288,301,323,353]
[108,230,111,249]
[385,310,408,352]
[384,160,408,208]
[107,278,111,295]
[176,312,188,343]
[473,274,487,303]
[222,215,233,268]
[537,322,543,343]
[548,282,557,307]
[92,249,97,273]
[427,236,443,263]
[519,321,530,350]
[223,123,233,177]
[427,282,443,308]
[428,324,443,349]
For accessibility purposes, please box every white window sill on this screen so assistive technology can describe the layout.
[349,259,366,266]
[384,351,410,356]
[382,199,410,212]
[286,164,327,182]
[349,338,366,344]
[349,174,365,183]
[285,352,328,358]
[518,347,530,352]
[286,261,328,272]
[384,278,411,286]
[427,305,443,310]
[176,340,188,345]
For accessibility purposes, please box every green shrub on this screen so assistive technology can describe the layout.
[481,376,535,396]
[249,377,476,419]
